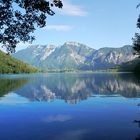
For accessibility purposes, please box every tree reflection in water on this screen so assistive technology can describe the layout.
[8,73,140,103]
[0,73,140,140]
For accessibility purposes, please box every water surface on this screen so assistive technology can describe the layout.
[0,73,140,140]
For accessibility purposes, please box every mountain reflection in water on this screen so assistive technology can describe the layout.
[0,73,140,104]
[0,73,140,140]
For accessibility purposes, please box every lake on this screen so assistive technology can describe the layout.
[0,72,140,140]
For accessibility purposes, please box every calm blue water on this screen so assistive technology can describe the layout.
[0,73,140,140]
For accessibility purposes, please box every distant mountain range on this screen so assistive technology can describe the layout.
[13,42,136,70]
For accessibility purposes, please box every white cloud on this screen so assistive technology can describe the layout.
[0,93,29,105]
[43,114,72,122]
[45,25,73,31]
[52,129,89,140]
[58,0,88,16]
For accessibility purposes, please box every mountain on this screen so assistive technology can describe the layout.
[0,50,38,74]
[13,42,136,70]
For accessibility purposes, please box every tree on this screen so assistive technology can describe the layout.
[0,0,63,53]
[133,5,140,57]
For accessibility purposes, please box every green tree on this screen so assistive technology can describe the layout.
[133,5,140,57]
[0,0,63,53]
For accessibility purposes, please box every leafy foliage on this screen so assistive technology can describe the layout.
[0,50,38,73]
[133,33,140,56]
[118,58,140,72]
[0,0,63,53]
[133,5,140,56]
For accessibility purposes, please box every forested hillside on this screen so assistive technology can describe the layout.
[0,51,38,74]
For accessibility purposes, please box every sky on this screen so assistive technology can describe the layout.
[16,0,140,51]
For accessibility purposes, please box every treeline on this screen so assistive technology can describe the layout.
[117,58,140,73]
[39,69,118,73]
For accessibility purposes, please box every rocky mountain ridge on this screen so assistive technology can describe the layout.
[13,42,136,70]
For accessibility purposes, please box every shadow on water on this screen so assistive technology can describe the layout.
[132,72,140,140]
[135,122,140,140]
[136,137,140,140]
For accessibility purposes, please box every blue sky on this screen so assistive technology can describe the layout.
[17,0,140,50]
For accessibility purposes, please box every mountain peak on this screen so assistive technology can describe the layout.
[64,42,84,47]
[13,42,135,70]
